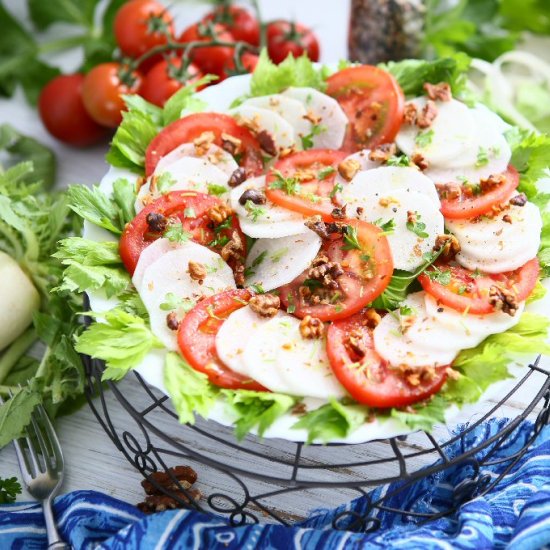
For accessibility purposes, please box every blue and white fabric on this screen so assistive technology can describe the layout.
[1,418,549,549]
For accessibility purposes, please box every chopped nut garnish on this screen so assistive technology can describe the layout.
[305,215,330,238]
[233,262,245,287]
[369,143,397,163]
[378,196,400,207]
[193,131,215,156]
[142,466,197,495]
[445,367,461,381]
[347,328,367,357]
[412,152,429,170]
[238,188,266,206]
[291,402,307,415]
[434,234,461,260]
[303,110,322,125]
[146,212,168,233]
[307,255,344,290]
[509,193,527,207]
[406,210,418,225]
[363,308,381,328]
[279,144,297,158]
[502,214,513,224]
[416,100,438,128]
[294,168,317,181]
[166,312,180,331]
[221,230,245,262]
[489,285,519,316]
[423,82,452,102]
[207,203,232,224]
[399,310,416,333]
[436,182,461,201]
[331,205,347,219]
[257,129,278,156]
[227,167,247,187]
[249,293,280,318]
[188,261,207,284]
[480,173,506,193]
[337,158,361,181]
[299,315,324,339]
[220,132,242,156]
[137,490,202,513]
[403,102,418,125]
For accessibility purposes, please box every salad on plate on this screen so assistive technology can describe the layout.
[59,53,550,443]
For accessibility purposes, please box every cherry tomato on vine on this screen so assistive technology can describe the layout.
[141,58,203,107]
[202,5,260,46]
[114,0,174,59]
[218,51,259,81]
[38,74,109,147]
[266,20,320,64]
[82,63,143,128]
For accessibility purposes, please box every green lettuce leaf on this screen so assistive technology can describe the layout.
[391,394,447,432]
[0,386,41,448]
[164,353,218,424]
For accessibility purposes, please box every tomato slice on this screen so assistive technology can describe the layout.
[279,219,393,321]
[265,149,349,221]
[145,112,264,177]
[327,310,448,408]
[418,257,540,315]
[119,191,245,275]
[439,166,519,220]
[178,289,267,390]
[326,65,405,152]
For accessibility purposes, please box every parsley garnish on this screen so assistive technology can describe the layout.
[303,278,323,290]
[251,283,265,294]
[184,207,196,218]
[415,129,434,148]
[0,477,22,504]
[399,304,415,316]
[386,154,410,167]
[244,251,267,277]
[286,292,296,313]
[207,183,228,196]
[406,211,429,238]
[270,247,289,263]
[214,215,233,233]
[301,124,327,150]
[269,170,301,195]
[244,200,267,221]
[156,172,177,194]
[342,225,362,251]
[373,218,396,235]
[475,147,489,168]
[208,234,230,247]
[329,181,343,199]
[426,266,452,286]
[160,293,196,313]
[164,222,192,243]
[318,166,336,180]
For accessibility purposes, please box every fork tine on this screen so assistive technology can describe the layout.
[37,404,64,470]
[29,411,52,472]
[12,437,34,485]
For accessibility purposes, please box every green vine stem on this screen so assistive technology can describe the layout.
[0,329,36,386]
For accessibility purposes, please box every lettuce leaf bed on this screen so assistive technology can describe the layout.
[57,53,550,443]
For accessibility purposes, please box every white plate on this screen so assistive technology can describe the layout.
[83,74,550,443]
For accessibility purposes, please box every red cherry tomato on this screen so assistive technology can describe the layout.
[141,58,203,107]
[114,0,174,59]
[178,289,267,390]
[82,63,143,128]
[327,310,448,408]
[38,74,108,147]
[266,20,320,64]
[438,166,520,220]
[326,65,405,151]
[279,219,394,321]
[119,191,245,275]
[265,149,349,221]
[179,22,235,77]
[145,112,264,177]
[203,6,260,46]
[418,258,540,315]
[218,51,260,80]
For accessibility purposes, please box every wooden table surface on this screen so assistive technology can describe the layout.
[1,0,549,521]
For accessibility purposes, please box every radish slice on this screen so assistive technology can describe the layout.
[243,313,347,398]
[155,142,238,178]
[139,242,235,350]
[132,238,181,292]
[245,230,322,291]
[282,87,347,149]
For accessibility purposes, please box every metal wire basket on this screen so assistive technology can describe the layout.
[83,354,550,531]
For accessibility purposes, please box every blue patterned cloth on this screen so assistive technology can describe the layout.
[1,418,549,549]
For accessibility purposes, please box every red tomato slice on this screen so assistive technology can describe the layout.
[418,258,540,315]
[327,310,448,408]
[279,219,393,321]
[439,166,520,220]
[326,65,405,152]
[145,112,264,177]
[265,149,348,221]
[119,191,244,275]
[178,289,267,390]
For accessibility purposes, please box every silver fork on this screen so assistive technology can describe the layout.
[10,397,70,549]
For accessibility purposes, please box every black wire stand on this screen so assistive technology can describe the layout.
[83,353,550,531]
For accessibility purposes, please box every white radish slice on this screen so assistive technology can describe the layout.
[243,313,347,398]
[132,238,181,292]
[244,230,322,291]
[242,94,311,141]
[445,202,542,273]
[230,176,308,238]
[136,157,230,212]
[396,98,476,166]
[283,87,347,149]
[215,305,274,377]
[230,105,296,150]
[155,143,238,178]
[351,188,444,271]
[335,149,381,186]
[373,293,459,368]
[341,166,440,208]
[140,242,235,351]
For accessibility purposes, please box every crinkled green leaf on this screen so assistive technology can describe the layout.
[391,395,448,432]
[0,386,41,449]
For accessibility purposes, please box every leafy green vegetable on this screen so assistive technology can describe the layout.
[0,386,42,448]
[391,395,448,432]
[0,476,22,504]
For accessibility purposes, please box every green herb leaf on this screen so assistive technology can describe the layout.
[164,222,192,244]
[342,225,362,251]
[155,172,177,195]
[0,386,42,449]
[329,181,344,198]
[425,265,452,286]
[373,218,396,234]
[268,169,301,195]
[207,183,228,196]
[159,293,196,313]
[318,166,336,180]
[415,129,435,148]
[112,178,136,226]
[301,124,327,150]
[385,154,411,167]
[405,211,429,238]
[163,75,217,125]
[0,476,22,504]
[244,200,267,221]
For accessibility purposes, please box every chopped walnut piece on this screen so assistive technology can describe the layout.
[142,466,198,495]
[207,203,232,224]
[509,193,527,207]
[249,293,280,318]
[331,205,347,219]
[368,143,397,163]
[279,144,297,158]
[489,285,519,316]
[238,188,266,206]
[291,402,307,415]
[257,129,278,156]
[303,110,322,125]
[228,167,247,187]
[233,262,245,287]
[305,215,330,239]
[220,132,242,156]
[221,230,245,262]
[363,309,381,328]
[403,102,418,125]
[347,328,367,357]
[434,234,461,260]
[480,173,506,193]
[412,153,429,170]
[337,158,362,181]
[299,315,324,339]
[146,212,168,233]
[436,182,461,201]
[406,210,418,225]
[423,82,452,102]
[294,168,317,181]
[166,312,179,331]
[307,256,344,290]
[188,261,207,284]
[416,100,438,129]
[137,489,202,514]
[193,131,215,156]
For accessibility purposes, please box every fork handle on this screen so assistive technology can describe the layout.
[43,497,70,549]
